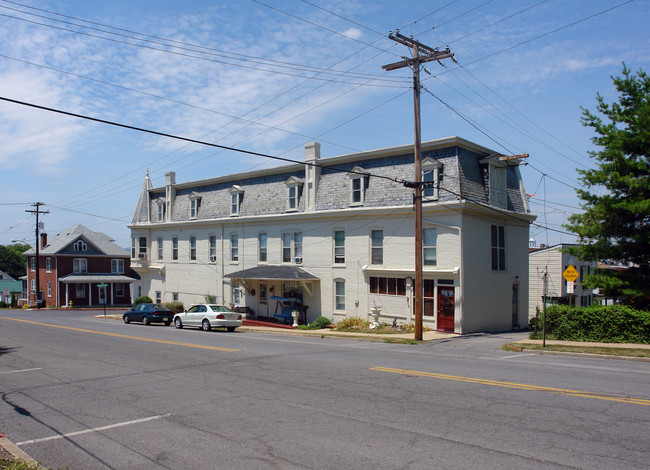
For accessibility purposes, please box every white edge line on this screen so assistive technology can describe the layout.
[498,353,537,359]
[16,413,173,446]
[0,368,42,374]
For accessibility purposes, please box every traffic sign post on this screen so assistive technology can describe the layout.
[563,265,579,307]
[98,283,109,316]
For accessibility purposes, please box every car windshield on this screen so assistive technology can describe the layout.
[152,304,171,311]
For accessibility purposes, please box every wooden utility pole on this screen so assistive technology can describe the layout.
[383,31,455,340]
[26,202,49,308]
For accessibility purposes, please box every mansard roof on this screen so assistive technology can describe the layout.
[129,136,530,225]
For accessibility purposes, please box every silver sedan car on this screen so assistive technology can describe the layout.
[173,304,242,332]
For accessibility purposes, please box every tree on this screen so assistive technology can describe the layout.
[565,65,650,306]
[0,244,29,280]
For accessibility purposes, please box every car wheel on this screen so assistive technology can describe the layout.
[201,319,211,331]
[227,327,236,332]
[174,318,183,329]
[123,315,130,324]
[143,316,150,325]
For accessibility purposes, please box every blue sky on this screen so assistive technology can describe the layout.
[1,0,648,249]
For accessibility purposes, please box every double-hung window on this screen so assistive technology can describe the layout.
[421,157,441,201]
[46,257,52,273]
[491,225,506,271]
[209,235,217,263]
[231,234,239,263]
[348,167,369,206]
[189,236,197,260]
[172,237,178,260]
[282,231,302,264]
[285,177,302,212]
[111,259,124,273]
[189,193,201,219]
[157,237,163,260]
[73,258,88,273]
[423,228,437,266]
[371,229,383,265]
[334,230,345,264]
[334,280,345,311]
[230,185,243,216]
[258,232,267,263]
[138,237,147,259]
[157,202,166,221]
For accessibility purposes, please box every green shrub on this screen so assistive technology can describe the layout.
[164,301,184,313]
[334,316,369,331]
[535,304,650,343]
[297,316,332,330]
[134,296,153,306]
[0,301,7,308]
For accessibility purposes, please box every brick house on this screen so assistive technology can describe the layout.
[23,225,139,308]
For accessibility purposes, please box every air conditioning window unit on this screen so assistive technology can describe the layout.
[295,257,303,264]
[210,255,217,262]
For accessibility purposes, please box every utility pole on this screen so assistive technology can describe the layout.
[26,202,49,308]
[383,31,455,340]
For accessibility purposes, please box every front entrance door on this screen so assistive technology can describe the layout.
[437,287,455,332]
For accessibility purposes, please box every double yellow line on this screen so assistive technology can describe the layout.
[0,317,239,352]
[371,366,650,406]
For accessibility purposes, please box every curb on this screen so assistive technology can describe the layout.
[0,435,41,467]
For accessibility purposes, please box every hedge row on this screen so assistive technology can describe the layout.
[532,305,650,344]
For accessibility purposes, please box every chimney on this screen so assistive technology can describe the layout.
[165,172,176,222]
[40,232,47,249]
[304,142,321,212]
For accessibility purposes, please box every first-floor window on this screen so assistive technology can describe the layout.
[31,279,36,293]
[233,286,240,306]
[173,292,179,301]
[156,291,162,303]
[76,284,86,298]
[335,280,345,311]
[172,237,178,260]
[260,283,267,305]
[116,284,125,297]
[157,237,163,260]
[369,277,406,296]
[47,281,51,297]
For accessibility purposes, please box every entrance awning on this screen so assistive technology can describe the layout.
[224,265,319,296]
[59,273,139,284]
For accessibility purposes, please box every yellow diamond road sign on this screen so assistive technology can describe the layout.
[563,264,579,283]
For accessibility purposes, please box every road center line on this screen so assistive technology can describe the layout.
[0,317,239,352]
[16,414,173,446]
[0,368,42,374]
[371,366,650,406]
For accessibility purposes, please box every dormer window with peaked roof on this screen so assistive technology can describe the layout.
[348,166,369,206]
[422,157,442,201]
[285,176,303,212]
[229,185,244,216]
[189,192,201,219]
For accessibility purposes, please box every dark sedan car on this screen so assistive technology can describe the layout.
[123,303,173,326]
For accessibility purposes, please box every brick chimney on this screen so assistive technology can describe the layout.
[40,232,47,249]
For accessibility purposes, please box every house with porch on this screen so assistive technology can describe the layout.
[23,225,139,307]
[129,137,534,334]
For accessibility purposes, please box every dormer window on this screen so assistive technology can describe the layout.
[229,185,243,216]
[73,240,87,251]
[285,176,303,212]
[348,167,369,206]
[189,192,201,219]
[422,157,442,201]
[157,201,166,221]
[480,154,526,210]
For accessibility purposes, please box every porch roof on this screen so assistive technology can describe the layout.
[224,265,319,281]
[59,273,139,284]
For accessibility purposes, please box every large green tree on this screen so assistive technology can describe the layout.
[0,243,30,280]
[566,65,650,306]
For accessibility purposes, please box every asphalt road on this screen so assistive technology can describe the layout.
[1,309,649,469]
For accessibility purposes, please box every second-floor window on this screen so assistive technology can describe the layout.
[209,235,217,263]
[334,230,345,264]
[371,229,383,265]
[46,257,52,273]
[189,236,197,260]
[491,225,506,271]
[30,257,36,271]
[111,259,124,273]
[157,237,163,260]
[282,231,303,264]
[172,237,178,260]
[423,228,437,266]
[231,234,239,263]
[73,258,88,273]
[258,232,267,263]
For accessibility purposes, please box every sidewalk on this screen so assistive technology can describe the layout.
[511,339,650,349]
[239,325,456,341]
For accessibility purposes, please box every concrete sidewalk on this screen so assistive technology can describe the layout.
[239,325,456,341]
[511,339,650,349]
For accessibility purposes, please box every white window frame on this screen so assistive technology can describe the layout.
[30,279,36,293]
[333,230,345,265]
[157,201,166,221]
[73,240,87,251]
[282,231,303,264]
[209,235,217,263]
[155,291,162,303]
[189,194,201,219]
[172,236,178,261]
[73,258,88,273]
[284,177,303,212]
[423,228,437,266]
[30,257,36,271]
[334,279,345,311]
[258,232,267,263]
[157,237,163,260]
[46,257,52,273]
[491,225,506,271]
[422,157,441,201]
[348,167,369,206]
[230,233,239,263]
[47,281,51,298]
[229,185,243,216]
[370,229,383,265]
[189,236,197,261]
[111,259,125,274]
[138,237,147,259]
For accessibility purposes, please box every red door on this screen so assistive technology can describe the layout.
[437,288,455,332]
